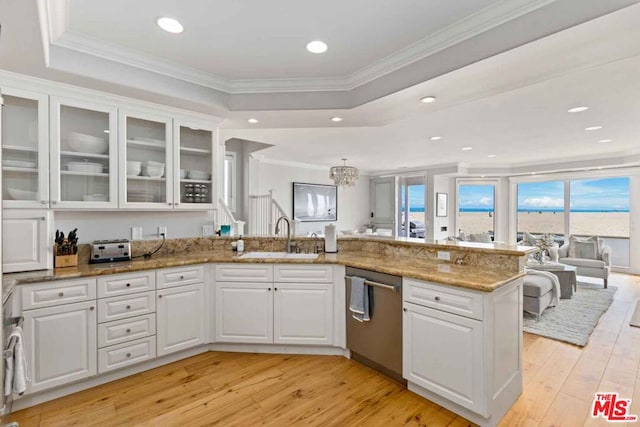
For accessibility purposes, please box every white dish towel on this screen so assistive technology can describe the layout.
[4,325,30,396]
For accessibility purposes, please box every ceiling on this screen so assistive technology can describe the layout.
[0,0,639,175]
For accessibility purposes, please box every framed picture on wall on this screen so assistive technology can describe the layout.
[436,192,448,217]
[293,182,337,222]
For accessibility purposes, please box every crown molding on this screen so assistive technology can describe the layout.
[44,0,554,94]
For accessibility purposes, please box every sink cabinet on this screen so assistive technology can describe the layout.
[215,282,274,343]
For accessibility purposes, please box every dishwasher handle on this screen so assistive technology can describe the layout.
[345,276,400,292]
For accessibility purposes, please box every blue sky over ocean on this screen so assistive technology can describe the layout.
[401,178,629,212]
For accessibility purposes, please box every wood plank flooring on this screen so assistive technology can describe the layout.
[8,273,640,426]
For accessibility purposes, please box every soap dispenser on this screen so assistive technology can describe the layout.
[324,224,337,253]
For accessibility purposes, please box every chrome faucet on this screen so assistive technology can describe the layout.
[310,232,323,254]
[275,216,296,253]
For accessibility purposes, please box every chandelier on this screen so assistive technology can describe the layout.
[329,158,359,187]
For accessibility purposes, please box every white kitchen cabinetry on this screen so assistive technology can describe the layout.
[157,283,206,355]
[49,96,118,209]
[215,282,274,344]
[273,283,333,345]
[173,119,216,209]
[22,300,97,394]
[2,209,50,272]
[118,109,173,209]
[215,264,334,346]
[1,86,49,209]
[402,277,523,427]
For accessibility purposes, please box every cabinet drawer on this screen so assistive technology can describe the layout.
[98,314,156,348]
[21,278,97,310]
[403,278,484,321]
[215,264,273,282]
[98,336,156,373]
[97,272,155,298]
[157,265,205,289]
[274,265,333,283]
[98,291,156,323]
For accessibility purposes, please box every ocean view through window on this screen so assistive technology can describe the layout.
[517,180,565,237]
[458,184,496,236]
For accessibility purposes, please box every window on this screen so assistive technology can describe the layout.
[517,181,564,237]
[223,152,236,212]
[457,184,495,236]
[399,178,425,238]
[570,177,629,238]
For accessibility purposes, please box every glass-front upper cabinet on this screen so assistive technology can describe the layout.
[50,96,118,208]
[173,120,215,209]
[119,110,173,208]
[1,87,49,208]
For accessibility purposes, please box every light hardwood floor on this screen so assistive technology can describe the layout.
[8,273,640,427]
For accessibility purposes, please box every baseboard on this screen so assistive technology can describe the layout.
[210,343,347,356]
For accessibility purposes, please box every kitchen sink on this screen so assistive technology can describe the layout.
[239,251,319,260]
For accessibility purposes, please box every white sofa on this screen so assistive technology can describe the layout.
[558,239,611,288]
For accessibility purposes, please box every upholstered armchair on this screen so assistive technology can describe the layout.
[558,236,611,288]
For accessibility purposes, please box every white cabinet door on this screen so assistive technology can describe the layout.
[215,282,273,344]
[118,109,173,209]
[1,87,50,209]
[173,119,216,209]
[156,283,206,356]
[273,283,333,345]
[49,96,118,209]
[2,209,50,272]
[23,300,97,394]
[403,302,484,415]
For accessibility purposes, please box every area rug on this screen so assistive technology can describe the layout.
[523,282,617,347]
[630,300,640,328]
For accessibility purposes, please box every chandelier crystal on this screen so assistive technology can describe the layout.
[329,158,359,187]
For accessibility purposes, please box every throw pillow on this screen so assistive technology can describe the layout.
[568,235,599,259]
[523,232,539,246]
[469,233,492,243]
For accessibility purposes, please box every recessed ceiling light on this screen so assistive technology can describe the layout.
[487,154,496,158]
[461,147,473,151]
[306,41,328,54]
[429,136,442,141]
[585,126,603,131]
[599,139,612,143]
[420,96,437,103]
[568,106,588,113]
[157,17,184,34]
[331,117,343,122]
[247,118,259,124]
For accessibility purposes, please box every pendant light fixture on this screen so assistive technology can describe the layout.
[329,158,359,187]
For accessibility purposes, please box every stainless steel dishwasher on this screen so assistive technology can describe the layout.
[345,267,404,384]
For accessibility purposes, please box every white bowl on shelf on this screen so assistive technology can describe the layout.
[82,194,108,202]
[67,162,104,173]
[142,165,165,178]
[68,132,108,154]
[127,161,142,176]
[187,170,210,180]
[7,188,37,200]
[144,160,165,168]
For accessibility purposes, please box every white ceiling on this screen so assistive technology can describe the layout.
[66,0,500,81]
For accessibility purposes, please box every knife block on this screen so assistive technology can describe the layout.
[54,244,78,268]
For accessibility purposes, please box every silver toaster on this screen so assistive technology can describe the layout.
[90,239,132,263]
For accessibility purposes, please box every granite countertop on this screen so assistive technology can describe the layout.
[2,249,525,305]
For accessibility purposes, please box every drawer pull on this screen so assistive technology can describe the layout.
[403,308,407,312]
[180,275,184,280]
[90,306,95,311]
[126,305,131,310]
[126,328,131,333]
[158,294,163,299]
[126,283,131,287]
[126,353,131,358]
[434,296,441,301]
[58,292,64,297]
[268,288,271,291]
[274,288,278,291]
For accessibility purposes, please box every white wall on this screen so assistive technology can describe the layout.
[54,211,216,243]
[256,160,370,236]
